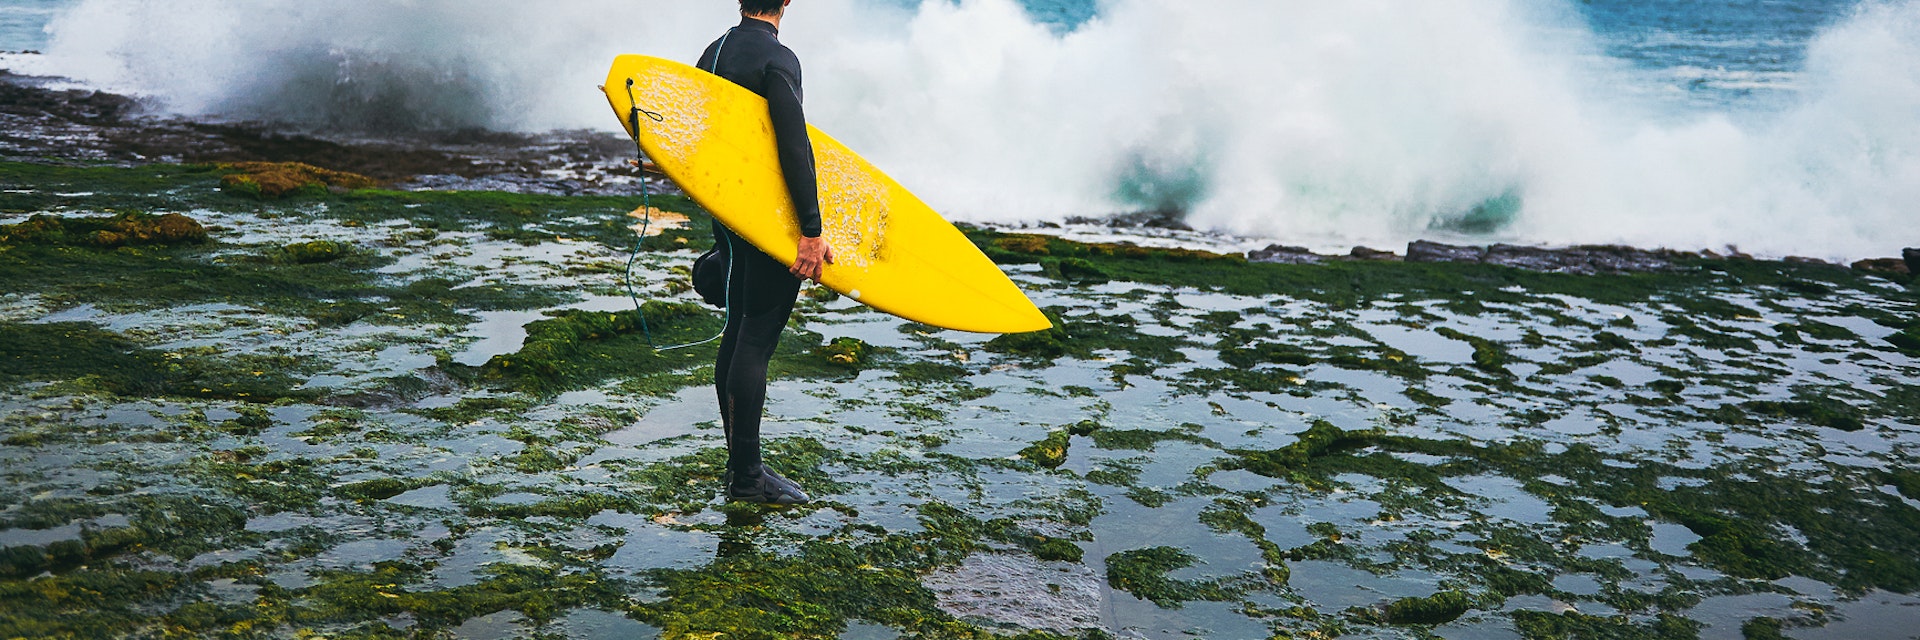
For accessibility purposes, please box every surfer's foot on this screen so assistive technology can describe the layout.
[728,466,810,505]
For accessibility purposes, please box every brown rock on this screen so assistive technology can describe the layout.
[1349,246,1400,261]
[218,161,378,199]
[1850,258,1909,275]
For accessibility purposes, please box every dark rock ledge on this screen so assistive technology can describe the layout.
[1250,240,1920,277]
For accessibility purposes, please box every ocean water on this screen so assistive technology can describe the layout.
[0,0,72,51]
[1,0,1915,259]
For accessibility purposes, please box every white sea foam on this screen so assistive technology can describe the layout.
[24,0,1920,259]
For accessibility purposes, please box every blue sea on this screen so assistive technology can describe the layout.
[1,0,1912,258]
[0,0,70,52]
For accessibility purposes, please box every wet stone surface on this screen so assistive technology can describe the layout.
[0,163,1918,639]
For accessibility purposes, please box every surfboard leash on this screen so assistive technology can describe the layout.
[622,78,726,353]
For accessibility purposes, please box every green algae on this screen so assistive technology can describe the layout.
[1737,399,1865,432]
[1087,425,1211,452]
[475,305,721,395]
[1886,325,1920,353]
[1742,616,1790,640]
[335,475,449,502]
[0,568,190,639]
[1250,433,1920,594]
[0,321,312,401]
[1435,327,1511,375]
[1373,590,1475,625]
[0,162,229,212]
[636,500,1104,639]
[1032,538,1085,563]
[811,337,875,369]
[292,561,626,630]
[1224,420,1384,484]
[638,541,943,639]
[1041,256,1111,284]
[194,447,331,513]
[278,239,348,264]
[1103,546,1235,608]
[0,220,568,327]
[1512,610,1700,640]
[471,304,872,396]
[1019,430,1073,469]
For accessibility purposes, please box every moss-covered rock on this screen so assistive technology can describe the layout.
[812,337,871,368]
[218,161,377,199]
[1019,430,1072,469]
[0,211,206,247]
[279,239,348,264]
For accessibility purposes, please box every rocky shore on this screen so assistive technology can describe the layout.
[3,65,1920,640]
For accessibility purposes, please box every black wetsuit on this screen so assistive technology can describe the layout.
[696,16,820,493]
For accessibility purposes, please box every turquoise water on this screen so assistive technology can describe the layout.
[0,0,71,52]
[1014,0,1865,108]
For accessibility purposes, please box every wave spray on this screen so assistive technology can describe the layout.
[30,0,1920,259]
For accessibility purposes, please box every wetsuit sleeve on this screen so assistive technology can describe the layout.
[764,66,821,237]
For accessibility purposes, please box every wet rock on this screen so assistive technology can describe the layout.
[1406,240,1486,263]
[1850,258,1909,275]
[924,553,1102,633]
[1,72,642,188]
[1247,244,1325,264]
[1559,245,1680,273]
[0,71,136,124]
[1905,248,1920,274]
[1350,246,1400,261]
[1405,241,1681,274]
[1485,244,1565,271]
[1066,209,1191,230]
[1783,256,1842,269]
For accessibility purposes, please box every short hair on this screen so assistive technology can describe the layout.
[740,0,784,16]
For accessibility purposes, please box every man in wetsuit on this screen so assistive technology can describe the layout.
[698,0,832,505]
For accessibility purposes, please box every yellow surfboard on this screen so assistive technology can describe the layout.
[602,54,1050,334]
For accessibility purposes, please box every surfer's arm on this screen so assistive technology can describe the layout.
[765,66,822,238]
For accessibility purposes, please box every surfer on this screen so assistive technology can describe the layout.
[699,0,831,505]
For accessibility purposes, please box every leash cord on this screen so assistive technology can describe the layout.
[623,78,725,353]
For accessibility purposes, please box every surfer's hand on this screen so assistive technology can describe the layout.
[792,236,833,281]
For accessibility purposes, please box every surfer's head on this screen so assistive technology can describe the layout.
[740,0,789,18]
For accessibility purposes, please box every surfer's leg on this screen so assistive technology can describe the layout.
[714,223,740,456]
[720,237,804,500]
